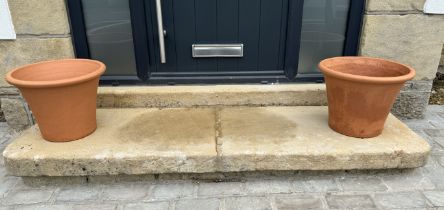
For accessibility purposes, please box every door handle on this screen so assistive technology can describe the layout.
[155,0,166,63]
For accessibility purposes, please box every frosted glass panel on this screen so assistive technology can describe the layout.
[298,0,350,74]
[82,0,137,76]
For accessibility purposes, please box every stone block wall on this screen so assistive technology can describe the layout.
[361,0,444,119]
[0,0,74,130]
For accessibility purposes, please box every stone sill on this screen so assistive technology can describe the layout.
[97,84,327,108]
[3,106,430,177]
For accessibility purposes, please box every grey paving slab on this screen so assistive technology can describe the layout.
[374,192,430,209]
[55,185,102,202]
[151,181,195,199]
[325,194,376,210]
[426,137,444,154]
[0,178,17,198]
[0,167,7,178]
[101,183,150,201]
[337,176,388,192]
[421,157,444,189]
[175,198,220,210]
[423,191,444,207]
[290,179,309,192]
[3,189,54,205]
[437,155,444,167]
[274,195,325,210]
[223,196,272,210]
[123,202,170,210]
[244,180,293,194]
[380,169,435,191]
[424,129,444,137]
[433,137,444,148]
[197,182,244,197]
[14,204,73,210]
[72,204,117,210]
[303,177,341,192]
[429,117,444,129]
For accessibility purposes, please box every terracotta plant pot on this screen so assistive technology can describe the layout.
[319,57,415,138]
[6,59,105,142]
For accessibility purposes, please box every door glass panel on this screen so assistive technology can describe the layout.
[81,0,137,76]
[298,0,350,74]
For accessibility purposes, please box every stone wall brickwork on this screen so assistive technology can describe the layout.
[361,0,444,119]
[0,0,74,130]
[360,14,443,81]
[1,0,74,87]
[8,0,70,35]
[0,38,75,87]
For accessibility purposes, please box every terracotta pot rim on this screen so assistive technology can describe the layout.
[6,59,105,88]
[318,56,416,84]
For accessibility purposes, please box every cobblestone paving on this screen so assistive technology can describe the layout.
[1,106,444,210]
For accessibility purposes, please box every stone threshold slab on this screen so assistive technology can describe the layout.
[97,84,327,108]
[3,107,430,176]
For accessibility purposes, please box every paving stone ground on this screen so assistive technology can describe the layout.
[1,105,444,210]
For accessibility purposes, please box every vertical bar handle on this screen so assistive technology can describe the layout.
[155,0,166,63]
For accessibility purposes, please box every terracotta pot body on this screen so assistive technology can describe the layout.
[6,59,105,142]
[319,57,415,138]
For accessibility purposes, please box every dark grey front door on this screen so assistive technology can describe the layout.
[68,0,364,84]
[144,0,303,81]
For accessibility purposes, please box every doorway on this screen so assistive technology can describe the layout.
[68,0,364,84]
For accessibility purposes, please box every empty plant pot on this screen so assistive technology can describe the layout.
[6,59,105,142]
[319,57,415,138]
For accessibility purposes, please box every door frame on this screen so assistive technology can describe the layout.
[67,0,365,85]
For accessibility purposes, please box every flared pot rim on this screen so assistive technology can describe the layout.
[6,59,106,88]
[318,56,416,84]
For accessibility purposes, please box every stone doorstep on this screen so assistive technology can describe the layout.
[2,106,430,177]
[96,84,327,108]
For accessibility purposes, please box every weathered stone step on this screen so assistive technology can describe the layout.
[3,106,430,177]
[97,84,326,108]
